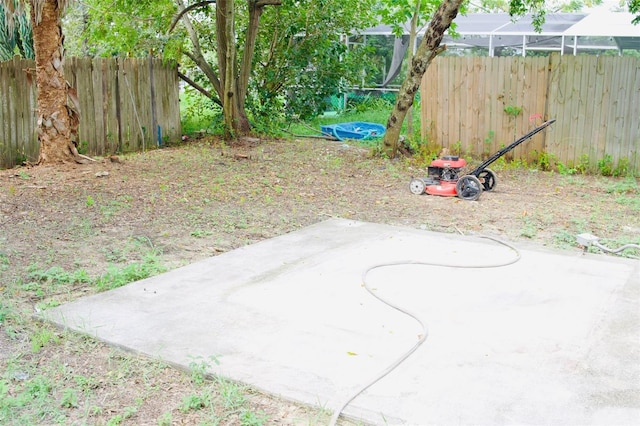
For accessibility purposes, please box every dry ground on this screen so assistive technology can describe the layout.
[1,136,639,425]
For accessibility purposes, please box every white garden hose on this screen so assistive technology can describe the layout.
[328,235,521,426]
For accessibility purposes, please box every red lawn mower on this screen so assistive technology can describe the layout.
[410,119,556,201]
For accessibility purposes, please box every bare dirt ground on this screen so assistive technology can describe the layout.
[1,136,639,425]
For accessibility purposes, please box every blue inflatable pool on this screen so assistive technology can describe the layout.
[320,122,386,141]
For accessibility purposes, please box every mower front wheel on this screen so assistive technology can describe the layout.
[456,175,483,201]
[409,178,426,195]
[477,169,497,191]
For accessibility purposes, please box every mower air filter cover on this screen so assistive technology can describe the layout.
[431,157,467,168]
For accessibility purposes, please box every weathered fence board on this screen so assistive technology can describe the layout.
[421,55,640,173]
[0,57,180,168]
[0,58,37,165]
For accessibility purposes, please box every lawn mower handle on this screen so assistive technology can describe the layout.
[470,119,556,177]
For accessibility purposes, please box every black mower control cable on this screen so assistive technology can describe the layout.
[328,235,521,426]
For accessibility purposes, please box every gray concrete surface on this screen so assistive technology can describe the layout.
[42,219,640,425]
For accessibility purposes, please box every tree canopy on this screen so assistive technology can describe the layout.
[630,0,640,24]
[68,0,378,133]
[0,0,33,60]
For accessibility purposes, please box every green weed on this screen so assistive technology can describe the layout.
[597,154,614,176]
[30,326,59,353]
[0,252,10,272]
[615,195,640,211]
[483,130,494,156]
[101,236,159,265]
[103,247,127,263]
[26,375,53,399]
[520,218,538,239]
[77,140,89,155]
[59,388,79,408]
[532,150,553,171]
[20,265,91,303]
[0,302,10,324]
[503,105,522,117]
[27,265,91,286]
[72,217,95,238]
[597,237,640,258]
[216,377,246,410]
[557,162,577,175]
[575,154,590,174]
[157,411,173,426]
[188,356,219,386]
[95,252,166,292]
[106,403,139,426]
[180,392,212,412]
[326,155,344,169]
[605,177,638,194]
[239,409,268,426]
[35,300,61,311]
[11,149,28,165]
[613,157,630,177]
[100,195,133,220]
[72,374,99,394]
[191,229,213,238]
[451,141,463,156]
[0,373,64,424]
[562,175,588,186]
[553,230,577,249]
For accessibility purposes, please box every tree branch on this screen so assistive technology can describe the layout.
[430,44,447,61]
[169,0,217,33]
[237,0,281,107]
[178,71,222,106]
[183,47,222,98]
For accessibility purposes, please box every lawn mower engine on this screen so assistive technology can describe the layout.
[426,155,466,186]
[409,155,485,201]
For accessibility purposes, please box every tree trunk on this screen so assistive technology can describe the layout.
[233,97,252,135]
[406,0,421,138]
[216,0,236,139]
[31,0,78,164]
[238,0,281,108]
[230,0,281,136]
[383,0,463,158]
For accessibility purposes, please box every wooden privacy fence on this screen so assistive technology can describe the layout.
[0,57,181,168]
[420,55,640,173]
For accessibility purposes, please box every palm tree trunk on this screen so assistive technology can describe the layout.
[31,0,78,164]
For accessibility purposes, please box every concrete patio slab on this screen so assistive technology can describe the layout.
[41,219,640,425]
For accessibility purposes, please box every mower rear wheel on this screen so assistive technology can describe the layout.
[478,169,497,191]
[456,175,482,201]
[409,178,426,195]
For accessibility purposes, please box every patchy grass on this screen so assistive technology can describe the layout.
[0,137,638,424]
